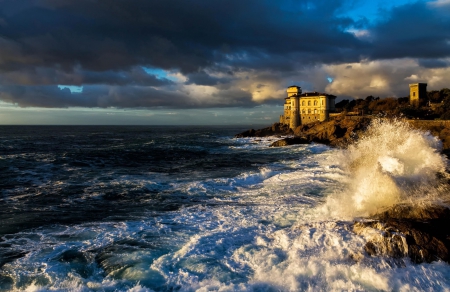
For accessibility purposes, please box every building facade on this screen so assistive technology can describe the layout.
[409,83,427,107]
[280,86,336,129]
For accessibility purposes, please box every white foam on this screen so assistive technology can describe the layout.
[3,137,450,291]
[322,119,448,218]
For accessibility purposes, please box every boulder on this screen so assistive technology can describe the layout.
[353,203,450,263]
[235,123,292,138]
[270,137,310,147]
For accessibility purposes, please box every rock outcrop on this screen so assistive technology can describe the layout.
[234,123,292,138]
[235,117,450,151]
[235,116,371,148]
[293,117,371,147]
[269,137,309,147]
[353,203,450,263]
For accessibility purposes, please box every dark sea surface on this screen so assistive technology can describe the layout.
[1,124,450,291]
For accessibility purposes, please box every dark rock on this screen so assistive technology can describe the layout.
[235,118,450,150]
[235,123,292,138]
[353,203,450,264]
[235,129,256,138]
[270,137,310,147]
[235,118,372,147]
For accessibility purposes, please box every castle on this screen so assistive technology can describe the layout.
[279,86,336,129]
[409,83,427,107]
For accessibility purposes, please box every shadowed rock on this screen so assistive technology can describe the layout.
[353,203,450,263]
[270,137,310,147]
[235,118,371,148]
[234,123,292,138]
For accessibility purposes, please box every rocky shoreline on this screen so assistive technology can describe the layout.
[236,117,450,265]
[235,116,372,147]
[236,116,450,151]
[353,202,450,264]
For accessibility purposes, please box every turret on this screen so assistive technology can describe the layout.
[287,86,301,129]
[409,83,427,108]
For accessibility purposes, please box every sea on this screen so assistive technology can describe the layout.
[1,120,450,291]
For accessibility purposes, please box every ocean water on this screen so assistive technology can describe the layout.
[1,122,450,291]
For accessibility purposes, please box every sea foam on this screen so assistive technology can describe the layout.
[322,118,448,218]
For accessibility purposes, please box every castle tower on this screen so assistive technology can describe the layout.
[409,83,427,107]
[287,86,301,129]
[319,96,327,121]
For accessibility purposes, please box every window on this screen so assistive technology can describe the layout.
[314,101,317,106]
[413,92,416,97]
[302,101,305,106]
[308,101,311,106]
[314,109,317,114]
[302,110,305,114]
[308,109,311,114]
[322,100,324,105]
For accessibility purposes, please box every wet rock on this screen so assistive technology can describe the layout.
[235,118,450,151]
[235,123,292,138]
[235,118,371,147]
[353,203,450,264]
[270,137,310,147]
[234,128,256,138]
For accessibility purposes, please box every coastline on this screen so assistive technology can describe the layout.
[236,116,450,152]
[236,117,450,265]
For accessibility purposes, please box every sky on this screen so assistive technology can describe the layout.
[0,0,449,125]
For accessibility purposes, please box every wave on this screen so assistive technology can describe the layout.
[321,118,449,218]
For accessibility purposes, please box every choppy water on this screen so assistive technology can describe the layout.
[1,123,450,291]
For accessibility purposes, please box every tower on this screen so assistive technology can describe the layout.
[287,86,301,129]
[409,83,427,107]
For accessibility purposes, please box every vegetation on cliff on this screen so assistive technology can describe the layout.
[336,87,450,120]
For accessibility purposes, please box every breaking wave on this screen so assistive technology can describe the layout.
[322,118,449,218]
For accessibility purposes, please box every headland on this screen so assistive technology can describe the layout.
[235,84,450,265]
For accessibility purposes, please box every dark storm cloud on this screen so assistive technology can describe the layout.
[0,85,254,109]
[0,0,449,109]
[185,71,228,86]
[0,66,174,86]
[370,2,450,60]
[0,0,363,74]
[418,59,449,69]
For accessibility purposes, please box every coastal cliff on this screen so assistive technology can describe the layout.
[236,118,450,264]
[235,117,450,151]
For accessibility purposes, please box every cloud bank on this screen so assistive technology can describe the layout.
[0,0,449,109]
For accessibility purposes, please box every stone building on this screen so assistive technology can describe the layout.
[280,85,336,129]
[409,83,427,107]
